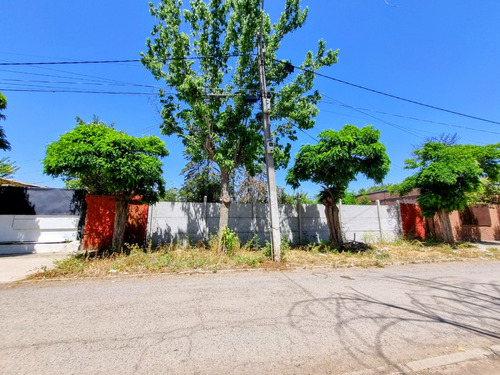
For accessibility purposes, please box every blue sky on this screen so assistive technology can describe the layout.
[1,0,499,197]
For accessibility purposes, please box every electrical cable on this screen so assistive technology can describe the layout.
[297,128,318,142]
[319,96,500,136]
[277,59,500,126]
[0,68,126,84]
[321,96,425,139]
[0,59,140,66]
[0,88,159,95]
[0,54,255,66]
[3,56,499,137]
[3,55,499,126]
[0,78,162,89]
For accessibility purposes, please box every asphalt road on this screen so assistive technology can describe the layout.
[1,261,499,374]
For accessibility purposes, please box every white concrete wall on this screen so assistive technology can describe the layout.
[147,202,402,246]
[341,204,401,242]
[0,215,80,254]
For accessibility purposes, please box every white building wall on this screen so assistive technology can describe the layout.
[0,215,80,254]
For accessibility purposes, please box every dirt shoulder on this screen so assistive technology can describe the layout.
[24,240,500,281]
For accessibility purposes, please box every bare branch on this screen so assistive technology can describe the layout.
[384,0,399,7]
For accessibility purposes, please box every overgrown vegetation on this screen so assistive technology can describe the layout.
[394,141,500,244]
[29,237,500,280]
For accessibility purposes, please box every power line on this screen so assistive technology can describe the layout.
[7,78,498,135]
[279,59,500,126]
[4,55,499,126]
[320,97,500,136]
[0,88,159,95]
[0,67,157,90]
[4,60,500,136]
[0,78,161,89]
[0,59,140,66]
[323,96,424,139]
[0,54,254,66]
[297,128,318,142]
[0,64,142,86]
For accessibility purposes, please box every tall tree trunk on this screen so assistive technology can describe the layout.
[112,195,130,251]
[437,208,455,244]
[322,197,342,244]
[218,168,231,251]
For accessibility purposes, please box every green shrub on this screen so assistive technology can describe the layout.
[261,236,289,260]
[234,253,265,268]
[220,227,240,256]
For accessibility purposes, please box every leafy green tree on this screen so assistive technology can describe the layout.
[357,183,395,195]
[340,191,362,205]
[43,118,168,250]
[286,125,390,243]
[277,188,297,205]
[63,177,86,190]
[277,188,317,204]
[0,93,16,178]
[141,0,338,238]
[179,160,225,202]
[0,157,18,178]
[396,142,500,243]
[160,186,181,202]
[472,179,500,205]
[0,92,11,151]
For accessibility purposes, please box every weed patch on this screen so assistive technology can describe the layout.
[28,239,500,280]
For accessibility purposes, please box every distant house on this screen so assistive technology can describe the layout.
[0,178,48,188]
[356,189,420,205]
[357,188,499,242]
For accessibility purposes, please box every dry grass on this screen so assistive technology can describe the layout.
[29,239,500,280]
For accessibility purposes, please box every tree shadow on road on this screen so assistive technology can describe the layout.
[286,274,500,373]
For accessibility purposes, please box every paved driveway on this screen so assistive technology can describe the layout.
[0,252,69,283]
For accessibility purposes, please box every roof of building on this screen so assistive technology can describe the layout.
[0,178,49,188]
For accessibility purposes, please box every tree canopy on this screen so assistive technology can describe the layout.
[286,124,390,243]
[471,179,500,205]
[0,158,18,179]
[44,118,169,250]
[44,118,168,203]
[357,183,395,196]
[398,142,500,217]
[287,125,390,202]
[0,92,11,151]
[179,160,223,202]
[141,0,338,234]
[396,141,500,243]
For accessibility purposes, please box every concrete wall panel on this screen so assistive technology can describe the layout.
[0,214,80,254]
[148,202,402,246]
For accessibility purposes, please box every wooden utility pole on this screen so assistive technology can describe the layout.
[257,2,281,262]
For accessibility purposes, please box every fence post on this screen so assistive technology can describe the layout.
[252,197,257,238]
[376,200,383,242]
[395,200,403,236]
[338,199,344,242]
[297,195,303,245]
[147,203,154,244]
[204,196,208,241]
